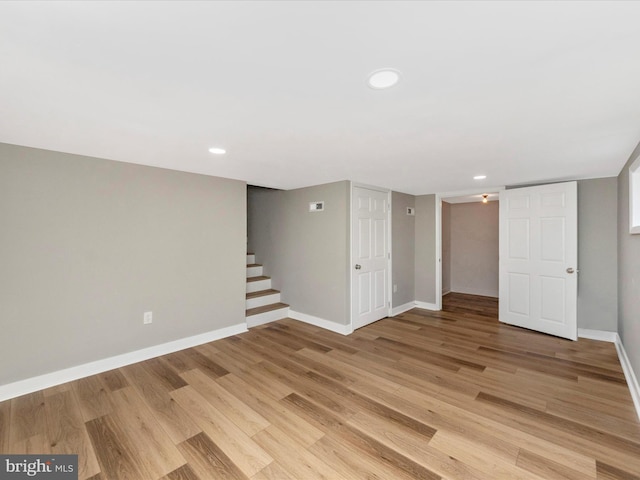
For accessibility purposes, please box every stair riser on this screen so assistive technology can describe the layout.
[246,265,263,277]
[246,307,289,328]
[246,279,272,293]
[246,293,281,309]
[247,254,256,264]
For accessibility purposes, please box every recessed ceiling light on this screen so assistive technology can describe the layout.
[473,175,487,180]
[367,69,401,89]
[209,147,226,155]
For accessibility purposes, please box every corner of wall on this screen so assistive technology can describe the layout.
[615,334,640,421]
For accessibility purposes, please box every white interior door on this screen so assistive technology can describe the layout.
[352,186,390,330]
[499,181,578,340]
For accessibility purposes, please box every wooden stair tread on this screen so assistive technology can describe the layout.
[247,275,270,282]
[246,289,280,299]
[246,302,289,317]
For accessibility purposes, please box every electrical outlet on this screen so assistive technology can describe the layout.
[393,284,398,293]
[143,311,153,324]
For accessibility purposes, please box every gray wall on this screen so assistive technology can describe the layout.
[449,201,499,298]
[577,177,618,331]
[0,143,247,386]
[442,201,451,294]
[247,187,283,269]
[391,192,415,308]
[415,194,437,304]
[247,182,350,325]
[618,142,640,379]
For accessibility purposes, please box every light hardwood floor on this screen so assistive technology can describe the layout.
[2,293,640,479]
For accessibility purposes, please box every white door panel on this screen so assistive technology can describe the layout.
[507,272,530,316]
[352,186,390,329]
[499,182,577,340]
[358,272,371,315]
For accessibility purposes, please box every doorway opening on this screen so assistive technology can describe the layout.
[436,189,501,311]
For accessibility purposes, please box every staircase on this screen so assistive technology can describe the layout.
[246,253,289,327]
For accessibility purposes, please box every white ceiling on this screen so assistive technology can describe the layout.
[1,1,640,195]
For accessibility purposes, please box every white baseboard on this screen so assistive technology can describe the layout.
[289,310,353,335]
[0,322,248,403]
[390,302,415,316]
[577,328,640,421]
[414,301,439,311]
[615,333,640,421]
[450,288,498,298]
[578,328,618,343]
[442,290,451,296]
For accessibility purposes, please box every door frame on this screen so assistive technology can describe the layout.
[349,182,392,331]
[435,186,505,311]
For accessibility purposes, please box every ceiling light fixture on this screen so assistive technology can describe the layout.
[474,175,487,180]
[482,194,489,204]
[367,69,401,89]
[208,147,226,155]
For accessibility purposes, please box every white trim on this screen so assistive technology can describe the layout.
[435,194,442,311]
[576,329,640,421]
[390,302,415,316]
[615,333,640,421]
[451,287,499,298]
[577,328,617,343]
[350,181,391,193]
[290,310,353,335]
[437,186,506,199]
[630,155,640,234]
[388,193,393,319]
[415,301,438,311]
[442,289,451,296]
[0,322,247,402]
[349,181,354,328]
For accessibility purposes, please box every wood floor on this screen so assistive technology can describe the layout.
[2,293,640,479]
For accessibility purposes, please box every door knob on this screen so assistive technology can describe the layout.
[566,267,575,274]
[355,264,362,270]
